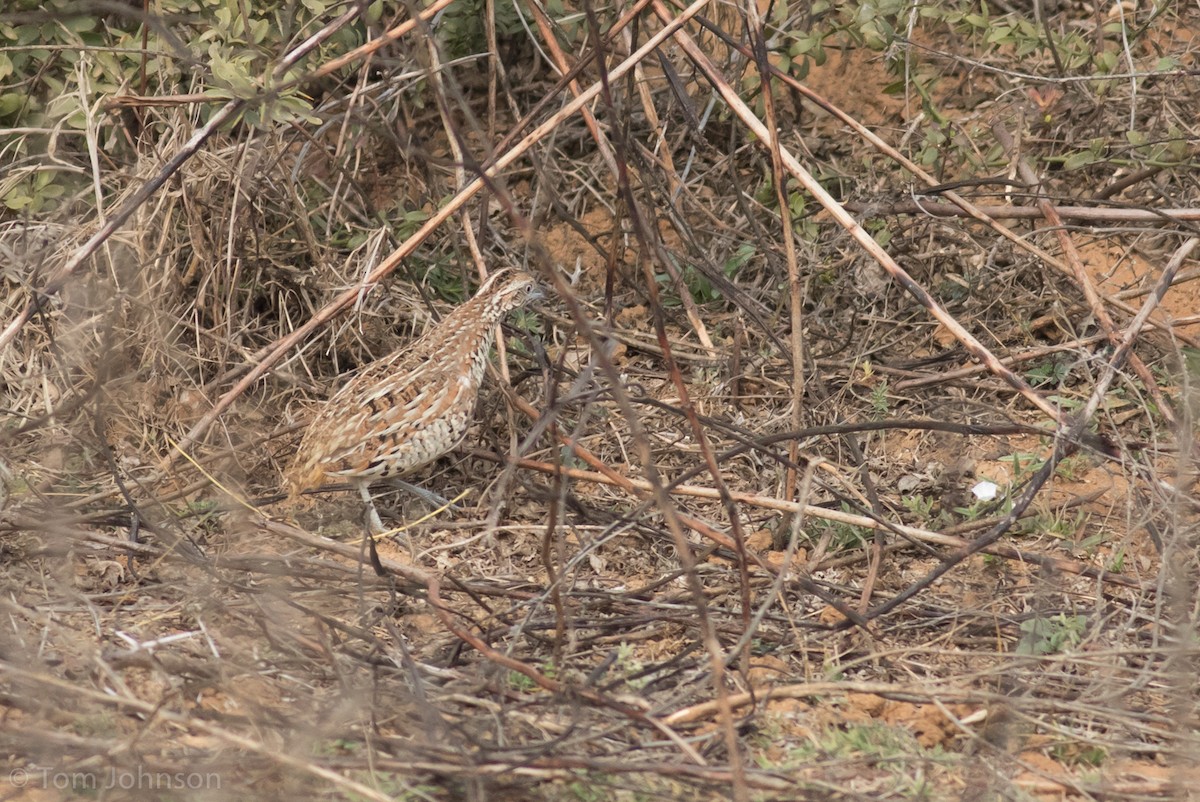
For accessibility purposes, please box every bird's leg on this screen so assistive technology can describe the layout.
[386,478,458,511]
[355,480,388,576]
[357,481,387,533]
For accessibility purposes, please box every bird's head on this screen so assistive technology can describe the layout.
[482,269,543,314]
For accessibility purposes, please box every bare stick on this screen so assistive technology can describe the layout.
[993,122,1179,427]
[844,200,1200,223]
[651,0,1063,424]
[470,454,1145,591]
[868,237,1197,619]
[0,0,452,352]
[168,0,720,462]
[693,22,1197,350]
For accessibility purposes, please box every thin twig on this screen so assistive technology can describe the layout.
[993,121,1179,427]
[169,0,719,463]
[652,0,1065,425]
[844,200,1200,223]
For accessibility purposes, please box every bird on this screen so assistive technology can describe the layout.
[287,268,541,548]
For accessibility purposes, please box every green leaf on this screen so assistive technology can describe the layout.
[1095,49,1118,73]
[861,21,887,50]
[0,92,24,117]
[724,244,756,276]
[1062,150,1096,171]
[203,86,237,101]
[984,25,1012,44]
[3,191,35,210]
[62,14,98,33]
[249,17,270,44]
[209,48,257,96]
[1166,129,1188,161]
[15,24,39,45]
[789,35,818,56]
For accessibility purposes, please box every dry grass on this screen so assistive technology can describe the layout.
[2,0,1199,799]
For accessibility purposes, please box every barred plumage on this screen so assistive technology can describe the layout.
[287,269,540,531]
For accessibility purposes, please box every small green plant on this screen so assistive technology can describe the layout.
[716,243,758,296]
[867,219,893,249]
[439,0,532,58]
[786,721,927,764]
[657,245,754,306]
[1,0,339,214]
[952,480,1007,521]
[2,168,67,214]
[869,377,890,418]
[765,714,956,793]
[507,670,536,691]
[901,493,934,520]
[1046,393,1085,412]
[753,180,821,242]
[1075,529,1109,555]
[1124,126,1190,168]
[1016,613,1087,655]
[317,738,362,756]
[1181,347,1200,384]
[952,498,990,521]
[1106,546,1126,573]
[563,775,608,802]
[1056,137,1109,172]
[395,208,432,240]
[913,119,951,168]
[997,451,1046,481]
[180,498,224,535]
[1054,453,1091,481]
[1025,356,1072,388]
[1022,507,1086,541]
[748,711,787,755]
[420,266,471,303]
[809,510,871,552]
[1052,742,1107,767]
[614,642,649,691]
[507,307,543,340]
[778,17,830,81]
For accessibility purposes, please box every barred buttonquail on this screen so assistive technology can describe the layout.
[287,269,540,534]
